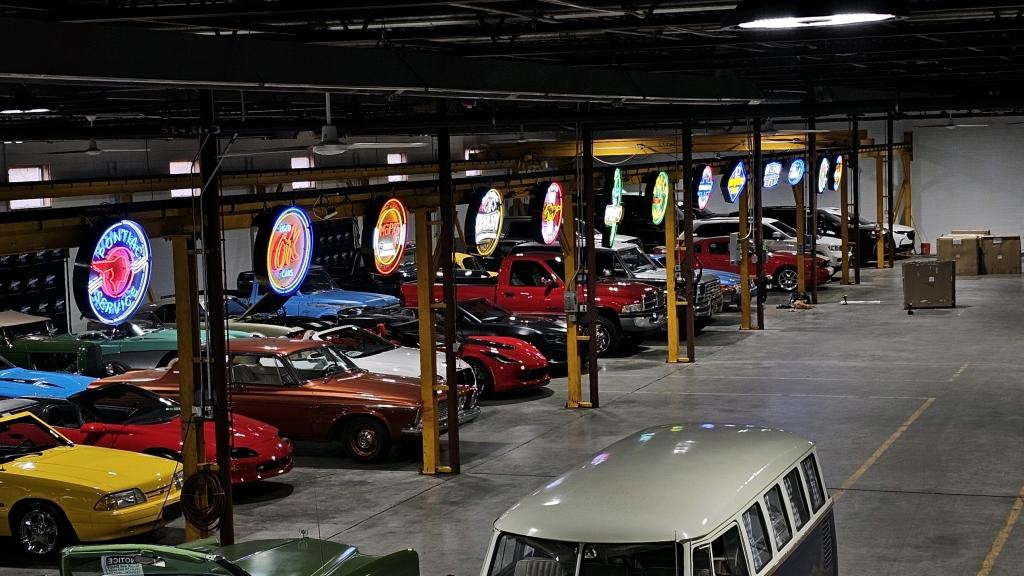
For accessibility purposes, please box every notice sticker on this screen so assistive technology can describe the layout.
[102,555,144,576]
[953,238,962,246]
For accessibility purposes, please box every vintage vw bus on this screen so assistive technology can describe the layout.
[482,424,836,576]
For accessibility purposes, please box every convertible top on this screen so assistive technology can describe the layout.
[0,310,50,328]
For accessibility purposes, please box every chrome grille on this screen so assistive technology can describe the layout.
[822,519,835,569]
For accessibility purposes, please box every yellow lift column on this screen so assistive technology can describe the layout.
[414,209,443,474]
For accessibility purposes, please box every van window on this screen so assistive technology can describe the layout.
[782,469,810,530]
[741,504,772,572]
[763,485,793,549]
[694,526,749,576]
[489,533,578,576]
[801,454,827,512]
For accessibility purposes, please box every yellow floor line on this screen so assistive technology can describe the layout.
[832,397,935,503]
[976,483,1024,576]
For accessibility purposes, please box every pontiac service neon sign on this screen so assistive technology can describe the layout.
[265,206,314,295]
[373,198,408,275]
[73,219,152,325]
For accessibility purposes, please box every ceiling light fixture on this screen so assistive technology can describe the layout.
[725,0,905,30]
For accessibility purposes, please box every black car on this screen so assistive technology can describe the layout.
[754,206,887,265]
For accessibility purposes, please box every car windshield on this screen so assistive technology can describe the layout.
[286,345,358,379]
[0,414,70,462]
[460,254,487,271]
[299,268,337,293]
[61,550,247,576]
[770,221,798,237]
[461,299,512,322]
[618,247,657,273]
[0,353,13,369]
[487,533,682,576]
[74,384,179,425]
[2,319,54,341]
[319,326,397,358]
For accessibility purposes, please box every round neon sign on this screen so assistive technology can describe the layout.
[466,187,504,256]
[253,206,314,296]
[694,165,714,211]
[372,198,408,275]
[816,156,831,194]
[830,154,844,192]
[650,171,671,226]
[787,158,806,186]
[721,159,748,203]
[73,219,153,325]
[763,161,783,189]
[539,182,563,245]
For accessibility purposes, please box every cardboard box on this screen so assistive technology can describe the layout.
[936,235,981,276]
[951,229,991,236]
[903,260,955,309]
[980,236,1022,274]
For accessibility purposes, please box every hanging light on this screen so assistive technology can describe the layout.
[725,0,905,30]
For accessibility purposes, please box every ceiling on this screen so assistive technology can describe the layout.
[1,1,1023,141]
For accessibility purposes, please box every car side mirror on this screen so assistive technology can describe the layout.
[80,422,107,434]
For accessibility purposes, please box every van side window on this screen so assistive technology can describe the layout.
[782,469,810,530]
[708,526,749,576]
[741,504,772,573]
[763,485,793,549]
[801,454,827,512]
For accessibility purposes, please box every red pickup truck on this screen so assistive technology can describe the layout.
[690,236,833,292]
[400,252,666,356]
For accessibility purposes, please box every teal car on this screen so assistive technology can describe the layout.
[61,538,419,576]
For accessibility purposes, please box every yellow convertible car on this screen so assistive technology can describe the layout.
[0,408,182,558]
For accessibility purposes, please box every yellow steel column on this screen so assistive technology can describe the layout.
[414,209,441,474]
[876,155,886,268]
[171,236,206,540]
[840,162,851,285]
[561,185,585,407]
[665,177,680,363]
[794,175,807,298]
[738,192,751,329]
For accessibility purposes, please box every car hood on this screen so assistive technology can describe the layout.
[351,346,468,380]
[209,538,417,576]
[301,290,400,309]
[0,367,93,399]
[502,315,567,334]
[306,371,430,405]
[4,444,178,493]
[631,268,667,282]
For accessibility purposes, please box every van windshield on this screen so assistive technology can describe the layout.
[488,533,681,576]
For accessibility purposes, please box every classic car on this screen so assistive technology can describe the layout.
[97,338,480,463]
[312,324,476,387]
[238,265,400,318]
[0,311,102,375]
[133,296,336,338]
[5,383,293,484]
[456,336,550,398]
[0,408,182,557]
[760,206,885,264]
[59,537,419,576]
[0,352,94,399]
[820,207,914,254]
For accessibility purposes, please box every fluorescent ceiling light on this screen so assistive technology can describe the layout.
[0,109,23,114]
[725,0,905,30]
[739,13,896,29]
[25,107,51,113]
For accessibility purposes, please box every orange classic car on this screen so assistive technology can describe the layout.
[95,338,479,462]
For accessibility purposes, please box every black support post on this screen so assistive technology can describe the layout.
[887,113,896,268]
[682,123,696,360]
[582,124,599,407]
[808,115,818,305]
[438,102,460,473]
[752,118,765,329]
[198,89,233,544]
[851,117,861,284]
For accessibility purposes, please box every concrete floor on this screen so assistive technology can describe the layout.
[4,260,1023,576]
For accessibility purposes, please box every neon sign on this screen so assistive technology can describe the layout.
[539,181,563,245]
[830,154,844,192]
[787,158,806,186]
[603,168,625,247]
[763,161,783,189]
[816,156,830,194]
[466,187,504,256]
[73,219,152,325]
[372,198,408,275]
[252,206,314,296]
[694,165,714,211]
[721,159,747,203]
[649,171,671,226]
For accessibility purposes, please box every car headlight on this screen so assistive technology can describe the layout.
[95,488,146,511]
[621,303,643,313]
[174,470,184,489]
[829,245,841,251]
[484,350,518,364]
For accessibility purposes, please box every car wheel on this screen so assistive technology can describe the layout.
[13,502,69,558]
[342,417,392,464]
[581,315,619,357]
[101,360,130,377]
[774,266,799,292]
[464,358,494,398]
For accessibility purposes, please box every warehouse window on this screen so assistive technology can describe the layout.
[169,160,199,198]
[465,148,482,177]
[8,165,50,209]
[291,155,314,189]
[387,152,407,182]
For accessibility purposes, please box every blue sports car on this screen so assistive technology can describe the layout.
[238,265,399,318]
[0,353,93,399]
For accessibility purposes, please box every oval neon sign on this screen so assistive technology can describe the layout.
[787,158,806,186]
[721,159,748,204]
[73,219,153,325]
[373,198,408,275]
[694,165,714,211]
[650,171,671,226]
[466,187,504,257]
[540,182,563,245]
[816,156,831,195]
[830,154,844,192]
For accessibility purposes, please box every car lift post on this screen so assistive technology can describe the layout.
[753,118,765,329]
[794,146,807,300]
[887,113,897,268]
[840,135,851,285]
[582,124,599,408]
[415,208,443,473]
[562,171,585,407]
[437,103,460,474]
[171,235,207,540]
[808,116,819,305]
[681,122,696,362]
[876,152,886,268]
[851,117,862,284]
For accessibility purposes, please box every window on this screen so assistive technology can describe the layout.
[291,156,314,189]
[742,504,772,572]
[465,148,482,177]
[488,533,578,576]
[387,152,408,182]
[708,241,730,255]
[8,165,50,209]
[782,469,811,530]
[169,160,199,198]
[509,261,555,287]
[693,526,749,576]
[696,222,736,237]
[228,355,296,387]
[801,454,827,512]
[763,485,793,550]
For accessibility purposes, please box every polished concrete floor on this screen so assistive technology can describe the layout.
[4,260,1023,576]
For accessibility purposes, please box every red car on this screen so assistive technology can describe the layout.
[451,336,550,398]
[690,236,832,292]
[8,383,293,484]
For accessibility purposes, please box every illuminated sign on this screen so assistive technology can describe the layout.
[816,156,830,194]
[830,154,844,192]
[253,206,314,295]
[372,198,408,275]
[466,187,504,256]
[73,219,152,325]
[535,181,563,245]
[787,158,806,186]
[603,168,625,247]
[763,161,783,189]
[721,159,748,203]
[694,165,714,211]
[648,171,671,226]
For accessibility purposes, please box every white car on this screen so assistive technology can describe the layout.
[821,207,916,253]
[690,216,845,269]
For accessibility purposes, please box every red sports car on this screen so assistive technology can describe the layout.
[8,383,293,484]
[454,336,550,397]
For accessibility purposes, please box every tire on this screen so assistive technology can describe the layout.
[11,502,71,558]
[157,351,179,368]
[464,358,494,399]
[341,417,392,463]
[581,315,620,357]
[100,360,131,377]
[774,266,799,292]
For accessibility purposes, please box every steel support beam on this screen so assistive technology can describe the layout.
[852,118,862,284]
[681,123,696,362]
[665,166,681,362]
[795,166,807,299]
[808,116,818,305]
[876,154,886,268]
[738,190,751,330]
[582,124,599,408]
[562,157,584,408]
[887,114,896,268]
[437,103,460,474]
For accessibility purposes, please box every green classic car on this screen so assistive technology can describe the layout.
[0,310,252,377]
[60,538,419,576]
